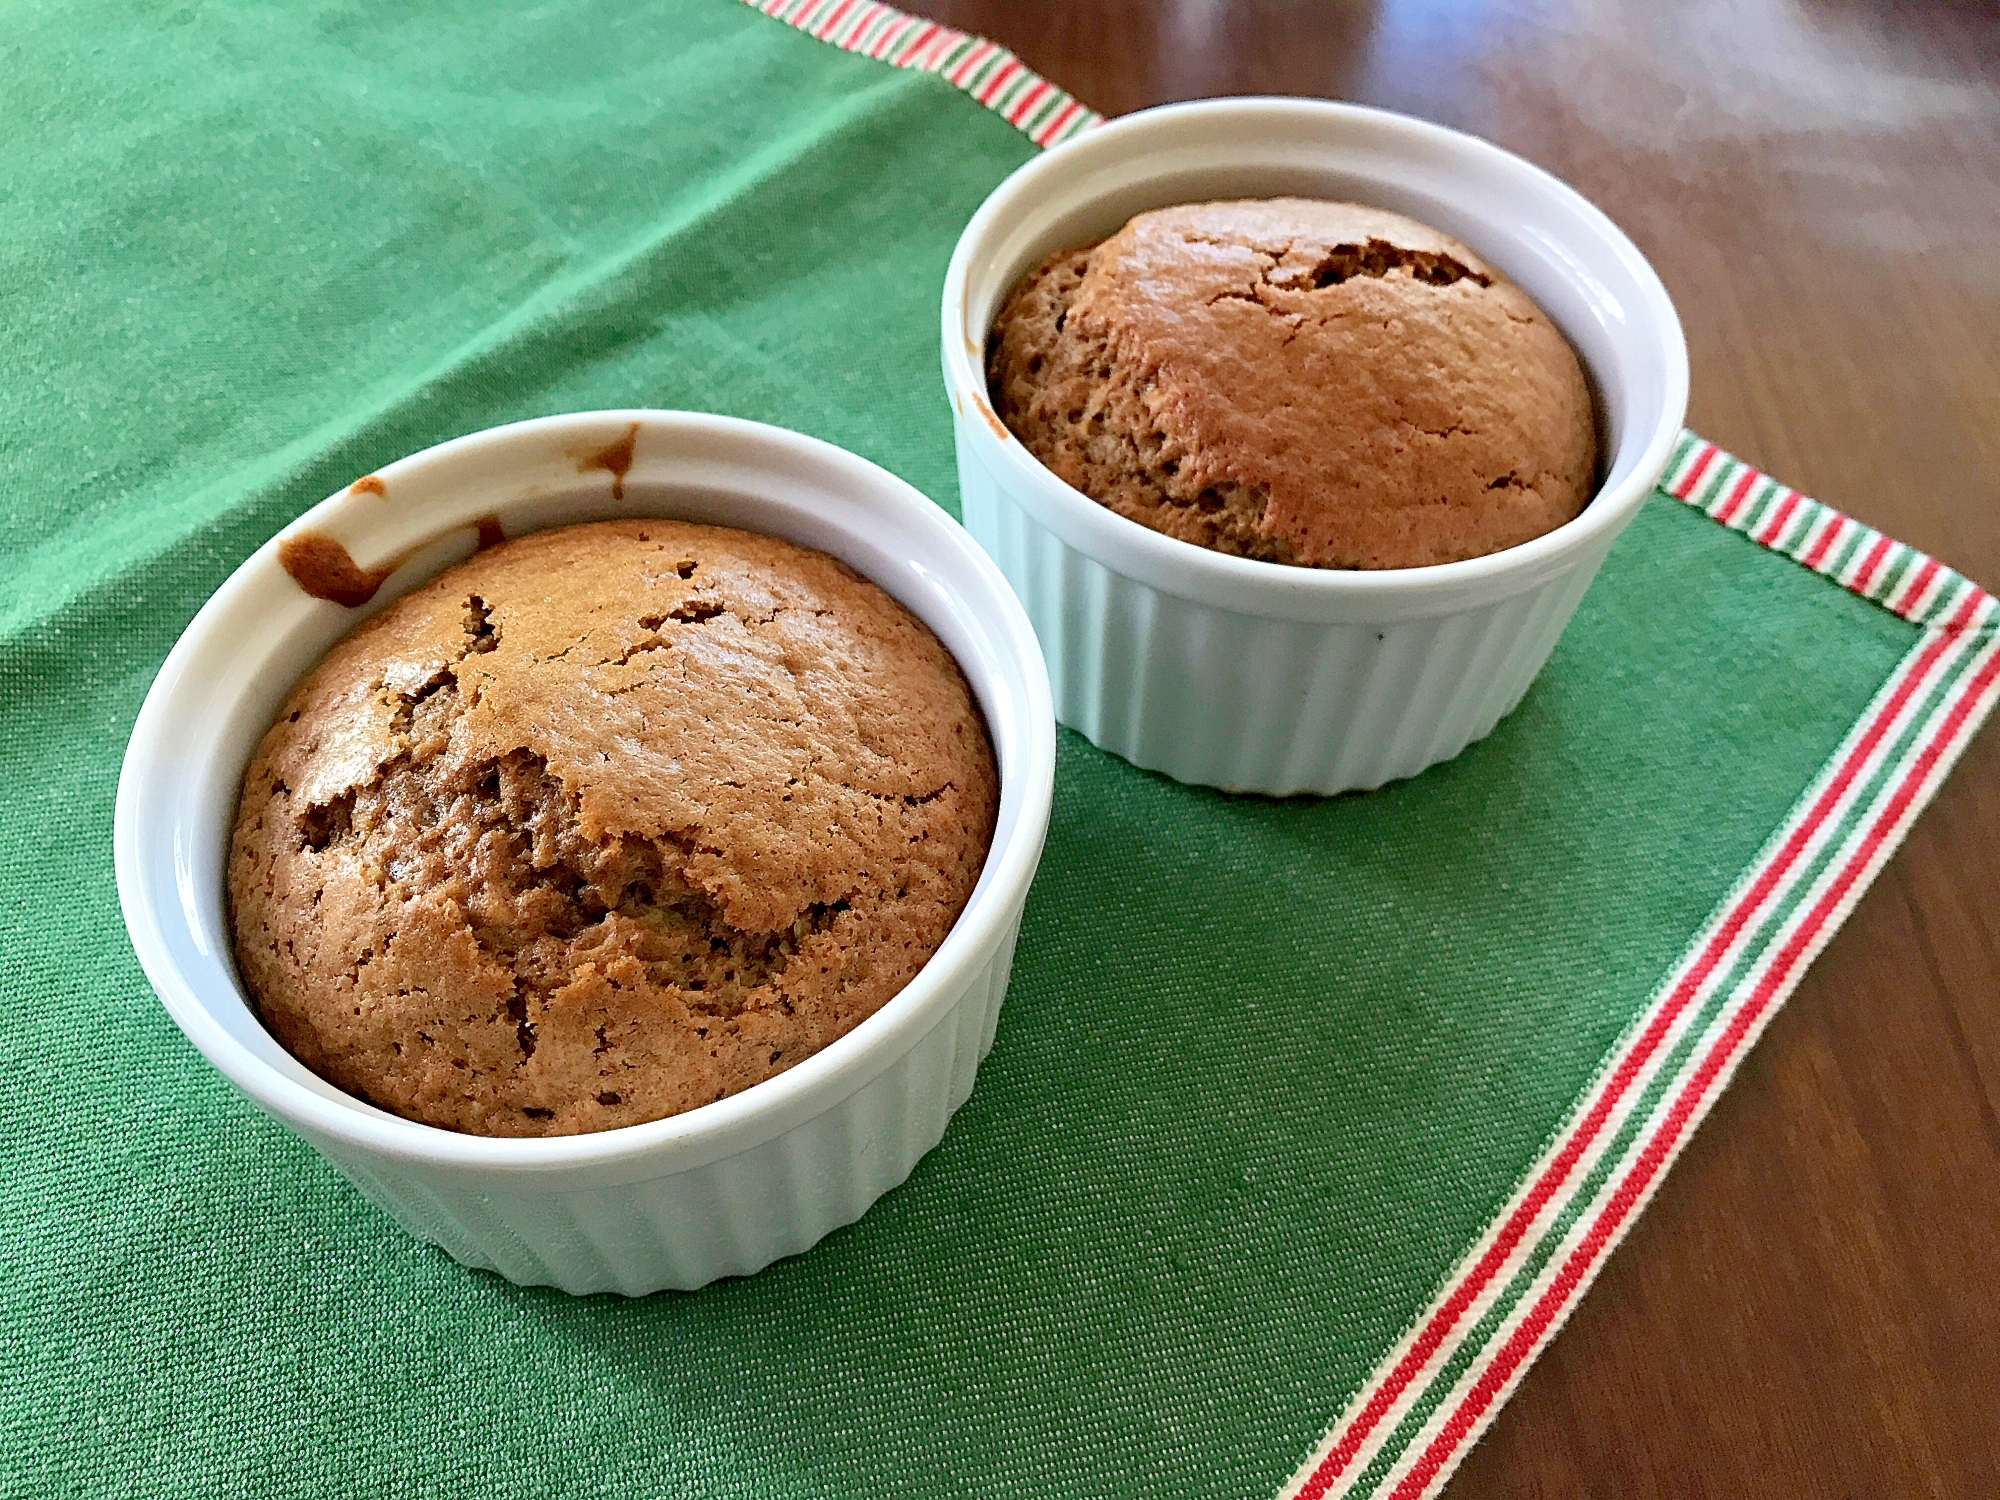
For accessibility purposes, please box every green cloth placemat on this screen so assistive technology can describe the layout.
[3,3,1995,1498]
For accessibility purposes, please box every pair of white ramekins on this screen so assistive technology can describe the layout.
[116,99,1687,1296]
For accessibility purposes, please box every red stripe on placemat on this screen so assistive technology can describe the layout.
[1038,97,1085,143]
[1801,514,1847,572]
[1388,621,2000,1500]
[945,39,993,86]
[832,0,872,48]
[976,58,1024,105]
[814,0,858,40]
[1006,78,1052,126]
[870,9,909,56]
[1713,466,1760,523]
[1848,533,1894,595]
[1670,442,1719,500]
[1890,556,1942,618]
[846,14,877,52]
[890,20,939,65]
[906,24,956,69]
[1753,490,1803,545]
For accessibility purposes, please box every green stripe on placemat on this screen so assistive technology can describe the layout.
[2,4,1992,1500]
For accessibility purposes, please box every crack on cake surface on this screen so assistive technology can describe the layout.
[298,789,356,852]
[1280,237,1492,290]
[310,742,852,1017]
[462,595,498,653]
[664,598,726,624]
[389,670,457,736]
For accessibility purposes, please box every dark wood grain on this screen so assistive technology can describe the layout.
[906,1,2000,1492]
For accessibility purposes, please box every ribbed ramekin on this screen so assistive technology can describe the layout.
[114,411,1056,1295]
[942,97,1688,795]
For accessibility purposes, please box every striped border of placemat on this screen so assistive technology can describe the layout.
[743,0,1101,146]
[1670,436,1992,628]
[737,5,2000,1493]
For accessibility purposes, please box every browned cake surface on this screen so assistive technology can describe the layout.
[987,198,1599,569]
[228,520,999,1137]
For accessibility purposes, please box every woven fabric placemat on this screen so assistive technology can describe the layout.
[2,3,1993,1496]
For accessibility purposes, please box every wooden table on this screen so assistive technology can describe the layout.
[910,2,2000,1491]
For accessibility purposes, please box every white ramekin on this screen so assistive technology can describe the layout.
[942,97,1689,795]
[114,411,1056,1295]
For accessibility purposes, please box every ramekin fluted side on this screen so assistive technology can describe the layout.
[958,429,1607,795]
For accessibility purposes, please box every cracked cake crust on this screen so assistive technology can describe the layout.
[228,520,999,1137]
[986,198,1599,570]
